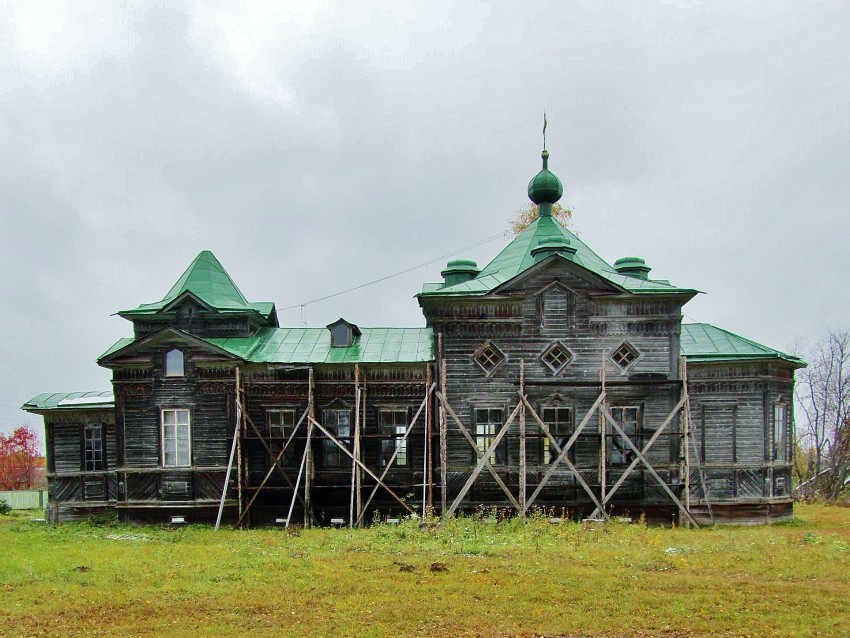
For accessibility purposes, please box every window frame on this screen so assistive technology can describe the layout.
[267,408,298,464]
[267,408,297,439]
[473,407,506,465]
[322,408,352,468]
[164,348,185,378]
[473,341,506,376]
[610,341,640,372]
[539,341,574,375]
[378,408,410,468]
[331,324,353,347]
[540,406,574,465]
[773,401,788,463]
[83,423,105,472]
[161,408,192,468]
[607,405,641,466]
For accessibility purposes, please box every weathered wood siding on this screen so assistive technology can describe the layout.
[687,360,795,522]
[240,364,430,526]
[421,260,689,517]
[43,408,117,523]
[112,343,235,524]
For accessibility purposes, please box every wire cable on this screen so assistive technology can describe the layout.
[277,230,510,313]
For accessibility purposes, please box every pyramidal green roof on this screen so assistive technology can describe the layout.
[420,216,697,297]
[162,250,249,308]
[119,251,275,319]
[680,323,805,366]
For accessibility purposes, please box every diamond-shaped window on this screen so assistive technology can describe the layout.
[611,341,640,370]
[474,342,505,375]
[540,342,573,374]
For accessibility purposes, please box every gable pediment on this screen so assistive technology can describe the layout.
[97,326,241,367]
[161,291,215,314]
[491,254,625,297]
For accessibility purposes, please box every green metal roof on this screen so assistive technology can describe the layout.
[420,216,697,297]
[99,327,435,365]
[98,337,137,360]
[22,390,114,412]
[680,323,806,366]
[118,251,276,320]
[210,327,434,364]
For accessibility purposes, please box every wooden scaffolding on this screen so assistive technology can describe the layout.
[216,350,702,528]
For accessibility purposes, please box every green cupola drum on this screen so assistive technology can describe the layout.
[527,150,563,217]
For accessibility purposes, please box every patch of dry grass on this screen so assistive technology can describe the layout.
[1,504,848,637]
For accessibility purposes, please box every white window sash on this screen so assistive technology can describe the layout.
[161,409,191,467]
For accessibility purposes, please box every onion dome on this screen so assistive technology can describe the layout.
[527,150,563,207]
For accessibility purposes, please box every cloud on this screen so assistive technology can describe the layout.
[3,0,849,436]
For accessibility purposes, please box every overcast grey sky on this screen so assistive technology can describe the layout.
[3,1,849,441]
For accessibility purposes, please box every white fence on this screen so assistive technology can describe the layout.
[0,490,46,510]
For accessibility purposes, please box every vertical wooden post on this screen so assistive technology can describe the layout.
[236,366,245,528]
[424,364,432,515]
[348,364,360,527]
[215,367,242,531]
[681,356,691,528]
[519,359,526,517]
[305,367,315,528]
[599,351,607,506]
[357,365,364,527]
[438,333,448,518]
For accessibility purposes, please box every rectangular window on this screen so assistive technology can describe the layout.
[774,404,787,462]
[84,425,104,471]
[162,409,191,467]
[380,409,409,467]
[323,409,351,467]
[475,408,506,465]
[608,406,640,466]
[268,409,296,439]
[268,409,297,464]
[541,407,573,464]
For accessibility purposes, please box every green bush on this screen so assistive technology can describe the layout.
[0,498,11,515]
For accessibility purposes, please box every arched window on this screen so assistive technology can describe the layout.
[165,349,185,378]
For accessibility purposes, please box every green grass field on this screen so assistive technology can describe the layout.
[1,504,848,638]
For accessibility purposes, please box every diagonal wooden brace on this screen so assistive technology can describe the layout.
[435,391,521,511]
[520,393,609,520]
[444,401,523,518]
[237,404,312,528]
[524,392,607,513]
[589,397,686,519]
[286,418,313,528]
[354,383,436,526]
[244,411,299,489]
[308,416,416,515]
[602,408,699,528]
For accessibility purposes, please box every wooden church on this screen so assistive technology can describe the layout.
[23,150,804,526]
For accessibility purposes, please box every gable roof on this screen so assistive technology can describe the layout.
[210,327,434,364]
[22,391,114,412]
[98,327,435,366]
[681,323,806,366]
[118,251,276,322]
[420,216,698,297]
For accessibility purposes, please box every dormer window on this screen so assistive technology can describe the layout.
[327,318,362,348]
[165,348,185,377]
